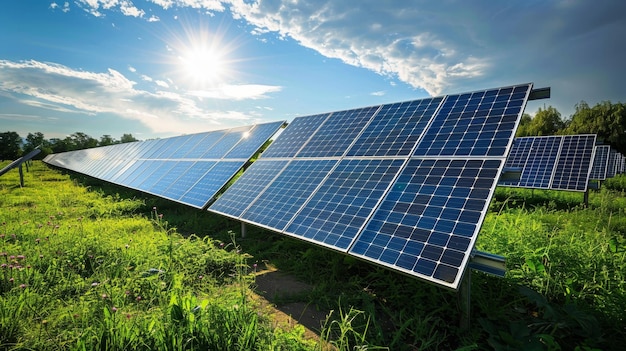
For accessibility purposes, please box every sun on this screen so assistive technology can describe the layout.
[166,22,238,89]
[178,45,227,86]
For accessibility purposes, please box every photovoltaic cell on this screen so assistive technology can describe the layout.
[285,159,404,249]
[210,160,289,217]
[518,137,561,189]
[225,121,285,159]
[346,98,443,157]
[551,135,596,191]
[350,159,503,285]
[210,83,533,289]
[43,122,283,209]
[178,161,246,208]
[162,161,216,200]
[240,160,338,231]
[296,106,380,158]
[414,86,528,157]
[261,114,330,158]
[501,134,596,191]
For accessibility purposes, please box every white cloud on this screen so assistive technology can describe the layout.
[370,91,385,97]
[0,60,274,134]
[120,1,145,17]
[155,80,170,88]
[188,84,282,100]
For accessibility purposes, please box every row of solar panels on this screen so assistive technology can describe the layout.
[498,135,624,192]
[44,83,534,290]
[43,122,285,208]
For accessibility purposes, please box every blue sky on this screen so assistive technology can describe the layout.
[1,1,624,140]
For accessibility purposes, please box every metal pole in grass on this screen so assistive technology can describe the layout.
[241,221,247,238]
[583,189,589,207]
[19,163,24,187]
[459,270,471,331]
[461,251,507,330]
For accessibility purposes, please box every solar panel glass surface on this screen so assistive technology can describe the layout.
[285,158,404,250]
[260,114,330,158]
[295,106,379,158]
[551,135,596,191]
[209,83,533,289]
[346,98,443,157]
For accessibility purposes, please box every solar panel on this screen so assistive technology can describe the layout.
[285,159,404,250]
[210,83,533,289]
[260,114,330,158]
[551,135,596,191]
[501,134,596,191]
[43,121,284,209]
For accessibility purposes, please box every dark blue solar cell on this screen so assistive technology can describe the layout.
[136,161,178,193]
[551,135,596,191]
[147,161,195,197]
[590,145,610,180]
[142,139,171,159]
[125,160,164,188]
[350,157,503,289]
[162,161,216,201]
[201,127,253,159]
[178,161,245,208]
[240,159,337,231]
[285,159,404,249]
[346,97,442,157]
[413,84,531,157]
[296,106,379,157]
[261,114,330,158]
[224,121,284,159]
[169,133,213,159]
[209,160,289,217]
[183,131,227,159]
[152,135,193,159]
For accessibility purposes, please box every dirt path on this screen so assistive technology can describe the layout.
[250,263,331,342]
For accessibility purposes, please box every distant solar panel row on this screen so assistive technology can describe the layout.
[590,145,610,180]
[43,122,284,208]
[210,83,533,290]
[500,134,596,191]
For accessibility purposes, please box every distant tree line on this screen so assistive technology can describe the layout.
[2,100,625,161]
[0,131,138,161]
[513,100,626,155]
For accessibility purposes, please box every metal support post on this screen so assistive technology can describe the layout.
[19,164,24,187]
[459,270,471,331]
[241,222,247,238]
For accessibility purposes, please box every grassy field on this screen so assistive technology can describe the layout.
[1,161,625,350]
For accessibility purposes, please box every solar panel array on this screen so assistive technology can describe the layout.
[499,134,596,191]
[606,148,626,178]
[210,83,533,289]
[590,145,610,180]
[43,121,284,208]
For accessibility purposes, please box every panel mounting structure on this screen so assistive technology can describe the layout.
[210,83,534,290]
[43,121,284,209]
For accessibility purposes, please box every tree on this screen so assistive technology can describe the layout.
[525,106,566,136]
[68,132,98,150]
[0,131,22,160]
[515,113,533,137]
[120,133,138,143]
[24,132,52,159]
[49,138,70,153]
[99,135,116,146]
[566,100,626,155]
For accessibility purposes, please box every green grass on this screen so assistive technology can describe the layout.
[2,162,626,350]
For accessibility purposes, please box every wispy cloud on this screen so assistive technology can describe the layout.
[0,60,280,134]
[188,84,282,100]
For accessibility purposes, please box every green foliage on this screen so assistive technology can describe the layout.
[2,162,626,350]
[517,106,566,137]
[0,131,22,160]
[566,100,626,154]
